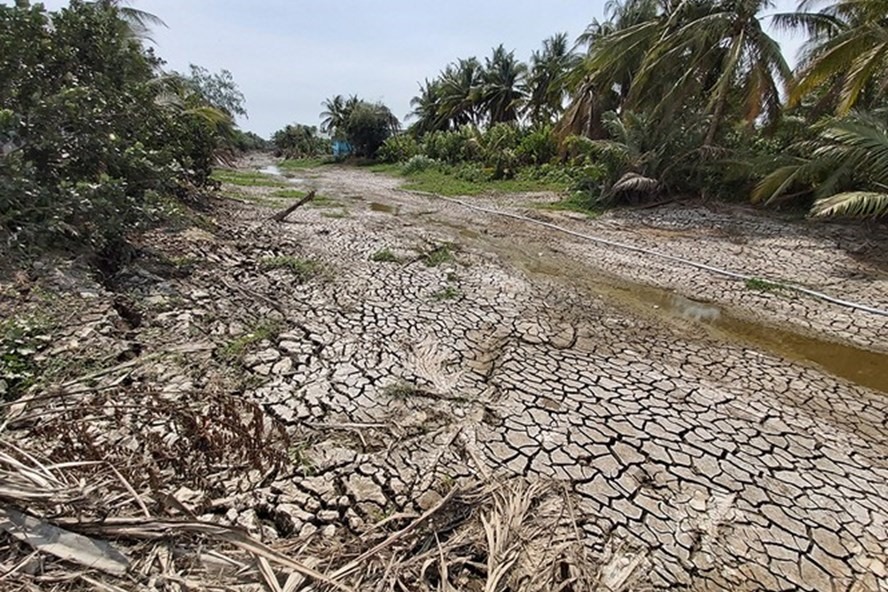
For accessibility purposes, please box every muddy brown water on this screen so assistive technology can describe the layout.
[479,233,888,395]
[370,202,400,215]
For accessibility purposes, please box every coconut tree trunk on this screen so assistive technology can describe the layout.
[704,89,728,147]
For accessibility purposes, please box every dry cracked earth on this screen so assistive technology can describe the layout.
[3,160,887,591]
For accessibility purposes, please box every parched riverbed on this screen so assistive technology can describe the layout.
[4,160,887,591]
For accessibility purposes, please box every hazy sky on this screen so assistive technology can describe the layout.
[25,1,804,138]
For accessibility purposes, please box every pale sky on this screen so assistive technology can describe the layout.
[20,1,804,138]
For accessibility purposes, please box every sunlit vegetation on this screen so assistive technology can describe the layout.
[371,0,888,218]
[279,158,330,170]
[0,1,254,263]
[211,169,288,187]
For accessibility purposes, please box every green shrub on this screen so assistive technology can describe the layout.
[0,1,232,260]
[371,248,400,263]
[478,123,522,178]
[378,134,420,163]
[0,317,48,400]
[432,286,462,301]
[343,102,397,158]
[517,126,557,166]
[423,129,476,164]
[403,155,441,174]
[454,163,492,183]
[423,243,456,267]
[272,124,329,158]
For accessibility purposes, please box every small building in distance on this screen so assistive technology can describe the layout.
[332,140,352,159]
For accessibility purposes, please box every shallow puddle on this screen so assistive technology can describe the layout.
[258,164,282,176]
[634,284,888,395]
[481,235,888,394]
[370,202,400,215]
[258,165,304,184]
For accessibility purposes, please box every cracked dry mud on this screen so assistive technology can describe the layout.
[10,162,888,591]
[224,164,887,588]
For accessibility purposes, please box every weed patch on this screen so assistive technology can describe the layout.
[0,317,50,400]
[423,243,456,267]
[432,286,462,301]
[372,164,567,196]
[279,158,330,171]
[211,168,288,188]
[260,256,321,282]
[270,189,306,199]
[288,442,316,476]
[270,190,338,208]
[745,277,785,292]
[220,320,283,363]
[371,248,400,263]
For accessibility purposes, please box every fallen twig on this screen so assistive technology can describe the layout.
[270,190,316,222]
[332,485,460,579]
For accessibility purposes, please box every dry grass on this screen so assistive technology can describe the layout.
[0,351,629,592]
[0,427,612,591]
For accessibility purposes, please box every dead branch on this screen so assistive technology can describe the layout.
[270,190,316,222]
[331,485,460,580]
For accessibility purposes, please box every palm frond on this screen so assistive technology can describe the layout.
[153,90,184,109]
[90,1,167,40]
[610,172,659,194]
[838,41,888,114]
[768,11,843,38]
[752,162,808,204]
[185,105,233,127]
[822,118,888,180]
[811,191,888,216]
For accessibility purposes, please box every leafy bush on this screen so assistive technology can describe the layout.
[378,134,420,163]
[403,155,441,174]
[422,128,480,164]
[233,130,270,152]
[272,124,329,158]
[517,126,557,166]
[454,163,492,183]
[343,102,399,158]
[0,1,234,259]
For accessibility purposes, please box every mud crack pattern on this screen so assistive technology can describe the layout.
[125,167,888,591]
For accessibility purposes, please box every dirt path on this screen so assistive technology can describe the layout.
[5,162,887,590]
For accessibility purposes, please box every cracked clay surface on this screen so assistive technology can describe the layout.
[18,163,886,591]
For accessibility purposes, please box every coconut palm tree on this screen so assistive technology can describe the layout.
[321,95,360,137]
[776,0,888,115]
[557,0,658,141]
[527,33,580,125]
[627,0,792,145]
[409,79,446,136]
[753,113,888,217]
[437,58,484,128]
[479,45,528,124]
[91,0,167,40]
[575,0,661,105]
[554,78,619,141]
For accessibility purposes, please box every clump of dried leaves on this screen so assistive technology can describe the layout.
[0,389,605,591]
